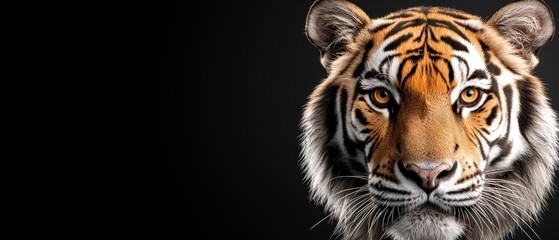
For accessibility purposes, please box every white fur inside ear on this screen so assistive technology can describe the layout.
[305,0,370,69]
[489,0,555,65]
[308,7,359,45]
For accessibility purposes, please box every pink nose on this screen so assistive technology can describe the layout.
[405,163,452,191]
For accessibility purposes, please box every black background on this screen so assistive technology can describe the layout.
[148,1,559,239]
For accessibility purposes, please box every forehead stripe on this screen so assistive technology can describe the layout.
[429,19,469,40]
[399,60,419,89]
[370,22,395,33]
[353,40,374,78]
[444,59,455,83]
[384,33,414,51]
[385,18,426,39]
[441,36,469,52]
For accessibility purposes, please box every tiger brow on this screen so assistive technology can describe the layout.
[467,69,488,81]
[364,69,390,83]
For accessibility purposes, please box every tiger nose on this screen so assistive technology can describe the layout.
[398,162,455,192]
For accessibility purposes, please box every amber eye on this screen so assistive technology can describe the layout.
[460,87,480,105]
[371,88,392,107]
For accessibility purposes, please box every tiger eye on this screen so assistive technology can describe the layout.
[372,88,391,107]
[460,88,480,105]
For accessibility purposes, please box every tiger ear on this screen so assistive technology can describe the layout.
[488,0,555,68]
[306,0,370,70]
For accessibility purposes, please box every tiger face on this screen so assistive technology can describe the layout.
[301,1,557,240]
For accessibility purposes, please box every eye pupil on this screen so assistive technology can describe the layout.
[466,89,474,98]
[379,90,388,98]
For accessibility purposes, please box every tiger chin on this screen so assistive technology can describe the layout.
[300,0,558,239]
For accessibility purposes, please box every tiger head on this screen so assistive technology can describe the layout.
[300,0,557,239]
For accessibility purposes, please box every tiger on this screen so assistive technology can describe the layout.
[300,0,557,239]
